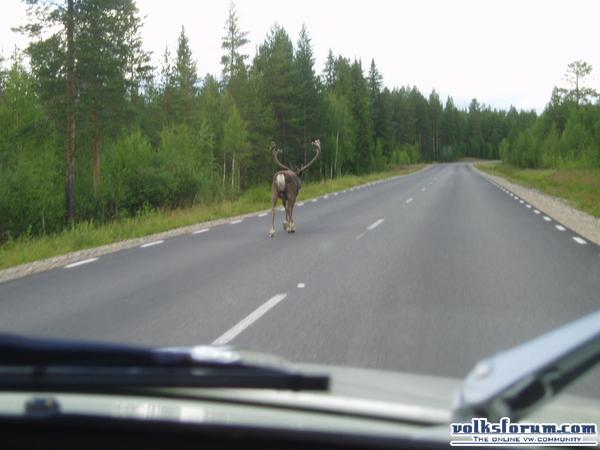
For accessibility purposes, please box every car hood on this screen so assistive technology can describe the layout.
[1,352,598,442]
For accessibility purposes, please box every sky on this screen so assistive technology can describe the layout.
[1,0,599,113]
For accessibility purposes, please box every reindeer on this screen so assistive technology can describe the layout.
[269,140,321,237]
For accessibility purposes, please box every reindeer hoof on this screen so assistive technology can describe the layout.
[288,223,296,233]
[269,229,275,238]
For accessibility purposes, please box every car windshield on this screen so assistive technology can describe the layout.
[0,0,599,425]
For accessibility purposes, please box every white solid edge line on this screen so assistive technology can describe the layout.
[192,228,209,234]
[572,236,587,245]
[367,218,385,231]
[258,212,268,217]
[555,225,566,231]
[64,257,98,269]
[140,240,164,248]
[212,293,288,345]
[230,219,243,224]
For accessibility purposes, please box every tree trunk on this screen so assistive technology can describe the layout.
[222,151,226,188]
[334,130,339,178]
[231,152,235,191]
[92,108,100,196]
[65,0,76,224]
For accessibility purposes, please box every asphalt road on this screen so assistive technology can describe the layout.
[1,163,599,396]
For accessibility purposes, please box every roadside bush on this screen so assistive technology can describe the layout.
[100,130,172,218]
[157,123,215,207]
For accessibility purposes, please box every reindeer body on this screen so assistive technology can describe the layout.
[269,141,320,237]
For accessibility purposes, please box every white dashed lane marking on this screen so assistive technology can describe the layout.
[573,237,587,245]
[192,228,209,234]
[354,231,367,241]
[258,212,268,217]
[367,218,385,231]
[212,293,288,345]
[543,216,552,222]
[555,225,566,231]
[64,258,98,269]
[140,240,164,248]
[230,219,243,225]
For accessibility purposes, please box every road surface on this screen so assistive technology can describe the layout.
[1,163,599,395]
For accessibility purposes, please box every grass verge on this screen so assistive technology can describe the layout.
[0,164,426,271]
[476,162,600,218]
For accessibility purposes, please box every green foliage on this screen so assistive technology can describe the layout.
[13,4,597,247]
[390,144,420,166]
[158,123,215,206]
[0,60,63,240]
[100,130,167,216]
[500,61,600,170]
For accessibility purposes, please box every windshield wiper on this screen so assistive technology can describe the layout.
[452,310,600,422]
[0,334,329,392]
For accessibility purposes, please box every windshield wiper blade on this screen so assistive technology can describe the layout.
[452,310,600,422]
[0,334,329,391]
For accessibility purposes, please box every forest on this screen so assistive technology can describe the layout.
[0,0,598,243]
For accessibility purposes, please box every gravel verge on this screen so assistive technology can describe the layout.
[473,164,600,246]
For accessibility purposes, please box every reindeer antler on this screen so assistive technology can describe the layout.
[298,139,321,176]
[271,142,292,171]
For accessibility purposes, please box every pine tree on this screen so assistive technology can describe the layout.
[20,0,150,204]
[349,60,373,173]
[221,1,249,88]
[562,60,597,108]
[75,0,149,195]
[254,24,295,161]
[322,49,335,91]
[293,24,322,168]
[429,90,442,160]
[173,26,198,125]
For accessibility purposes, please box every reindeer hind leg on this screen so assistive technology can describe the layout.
[282,198,289,232]
[288,196,296,233]
[269,194,277,237]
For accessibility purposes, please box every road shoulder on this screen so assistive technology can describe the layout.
[472,164,600,246]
